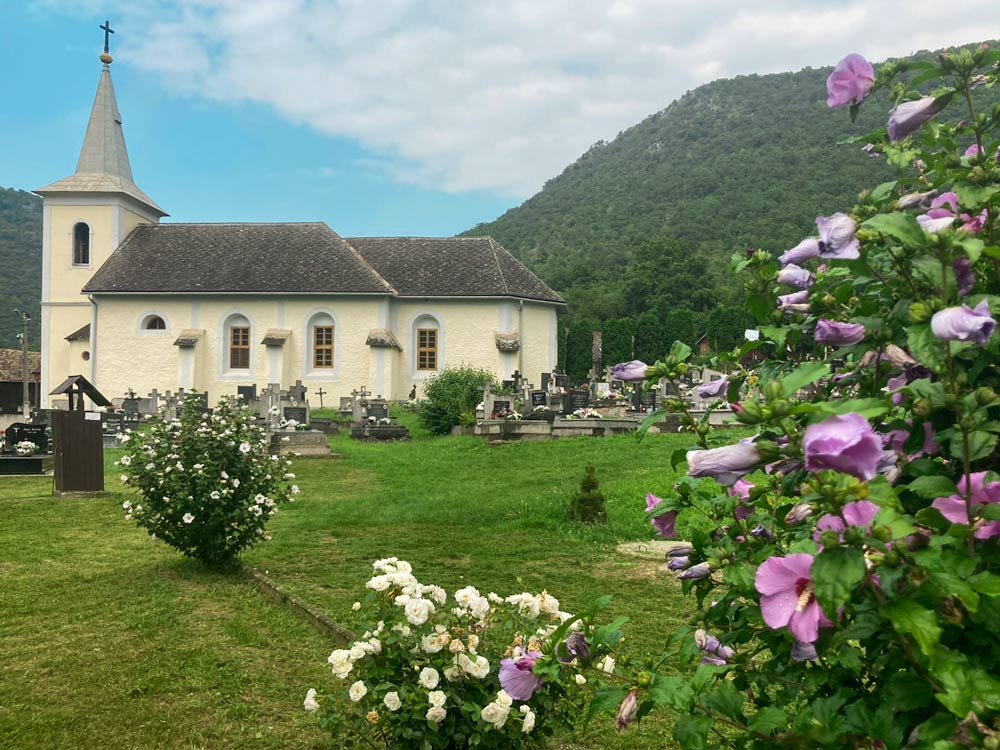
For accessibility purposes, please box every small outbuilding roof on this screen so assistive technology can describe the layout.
[0,348,41,382]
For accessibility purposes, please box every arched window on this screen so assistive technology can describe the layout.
[143,315,166,330]
[413,315,440,372]
[310,313,335,369]
[73,222,90,265]
[226,314,251,369]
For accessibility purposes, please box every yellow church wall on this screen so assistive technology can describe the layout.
[520,303,559,384]
[47,204,116,302]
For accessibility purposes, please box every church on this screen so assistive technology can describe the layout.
[36,38,563,409]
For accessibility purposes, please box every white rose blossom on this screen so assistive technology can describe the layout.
[427,690,446,707]
[303,688,319,713]
[426,706,447,723]
[348,680,368,702]
[418,667,440,689]
[383,691,401,711]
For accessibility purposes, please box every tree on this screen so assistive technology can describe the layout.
[601,317,634,367]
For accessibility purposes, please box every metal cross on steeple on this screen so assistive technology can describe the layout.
[100,19,115,54]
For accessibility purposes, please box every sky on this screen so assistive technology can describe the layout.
[0,1,995,237]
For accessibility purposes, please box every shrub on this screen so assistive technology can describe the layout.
[306,558,621,749]
[118,396,298,566]
[419,366,499,435]
[568,464,607,524]
[602,47,1000,748]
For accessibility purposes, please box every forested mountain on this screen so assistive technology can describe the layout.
[0,187,42,350]
[462,48,992,376]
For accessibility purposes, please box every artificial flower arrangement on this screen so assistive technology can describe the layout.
[492,407,523,420]
[306,558,621,749]
[568,408,602,420]
[14,440,39,456]
[596,389,625,401]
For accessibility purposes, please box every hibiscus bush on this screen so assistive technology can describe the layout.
[118,395,298,566]
[306,558,622,749]
[601,47,1000,748]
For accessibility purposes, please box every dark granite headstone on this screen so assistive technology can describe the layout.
[640,389,658,411]
[102,412,126,435]
[122,399,140,419]
[553,373,569,389]
[502,380,515,391]
[564,389,590,415]
[30,409,53,425]
[490,400,511,417]
[4,423,49,453]
[237,384,258,403]
[540,372,551,390]
[283,406,308,423]
[529,390,547,408]
[367,402,389,420]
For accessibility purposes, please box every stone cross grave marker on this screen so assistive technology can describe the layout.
[315,387,327,407]
[288,380,307,404]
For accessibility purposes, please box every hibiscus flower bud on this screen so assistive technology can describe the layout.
[677,562,712,580]
[611,360,648,382]
[686,442,762,486]
[976,387,997,406]
[615,689,639,731]
[814,320,866,347]
[803,413,883,481]
[888,96,946,141]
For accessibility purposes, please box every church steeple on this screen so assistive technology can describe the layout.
[36,25,166,217]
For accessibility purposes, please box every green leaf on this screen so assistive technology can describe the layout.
[949,429,997,464]
[959,237,985,263]
[952,182,1000,208]
[650,674,696,710]
[907,475,959,500]
[812,546,866,617]
[811,397,889,419]
[887,671,935,712]
[908,324,947,374]
[862,212,927,248]
[747,706,786,736]
[701,680,744,722]
[673,715,714,750]
[871,180,897,202]
[586,685,628,723]
[636,408,669,439]
[758,325,788,346]
[885,600,941,656]
[669,340,693,363]
[722,563,755,592]
[780,361,830,398]
[967,572,1000,596]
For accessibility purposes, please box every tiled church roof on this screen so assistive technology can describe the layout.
[0,349,41,382]
[83,225,564,303]
[84,223,396,294]
[346,237,564,303]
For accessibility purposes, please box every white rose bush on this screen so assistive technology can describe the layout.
[307,557,623,749]
[596,46,1000,748]
[118,395,297,566]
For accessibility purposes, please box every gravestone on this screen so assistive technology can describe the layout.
[564,389,590,415]
[30,409,53,426]
[237,384,258,403]
[553,372,569,389]
[283,405,308,424]
[101,412,126,435]
[288,380,307,403]
[635,388,658,412]
[490,399,512,418]
[366,401,388,420]
[339,396,354,413]
[529,390,547,408]
[4,423,49,453]
[502,379,515,391]
[122,398,140,421]
[540,372,551,391]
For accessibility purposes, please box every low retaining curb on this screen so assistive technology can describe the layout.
[246,567,355,645]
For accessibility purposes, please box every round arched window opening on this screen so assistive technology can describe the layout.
[81,351,91,361]
[73,222,91,265]
[144,315,166,330]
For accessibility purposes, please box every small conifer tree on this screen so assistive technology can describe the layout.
[569,464,607,524]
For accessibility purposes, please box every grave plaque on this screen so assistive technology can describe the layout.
[367,402,390,420]
[564,389,590,415]
[122,400,140,420]
[502,380,515,391]
[640,389,658,411]
[4,423,49,453]
[490,400,511,417]
[283,406,308,424]
[529,390,547,408]
[101,412,126,435]
[553,373,569,389]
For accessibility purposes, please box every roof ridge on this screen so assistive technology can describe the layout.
[346,236,487,241]
[149,221,330,227]
[487,237,510,296]
[336,231,398,296]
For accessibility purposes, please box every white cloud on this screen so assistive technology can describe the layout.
[39,0,998,196]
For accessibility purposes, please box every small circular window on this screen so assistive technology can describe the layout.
[143,315,166,330]
[82,351,91,361]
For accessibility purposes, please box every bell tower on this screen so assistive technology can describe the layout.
[34,21,167,406]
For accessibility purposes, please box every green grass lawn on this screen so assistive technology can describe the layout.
[0,422,724,749]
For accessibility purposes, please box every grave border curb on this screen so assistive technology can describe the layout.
[246,567,354,645]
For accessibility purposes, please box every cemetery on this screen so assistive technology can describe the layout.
[3,15,999,750]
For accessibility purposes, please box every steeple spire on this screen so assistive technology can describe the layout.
[35,27,166,217]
